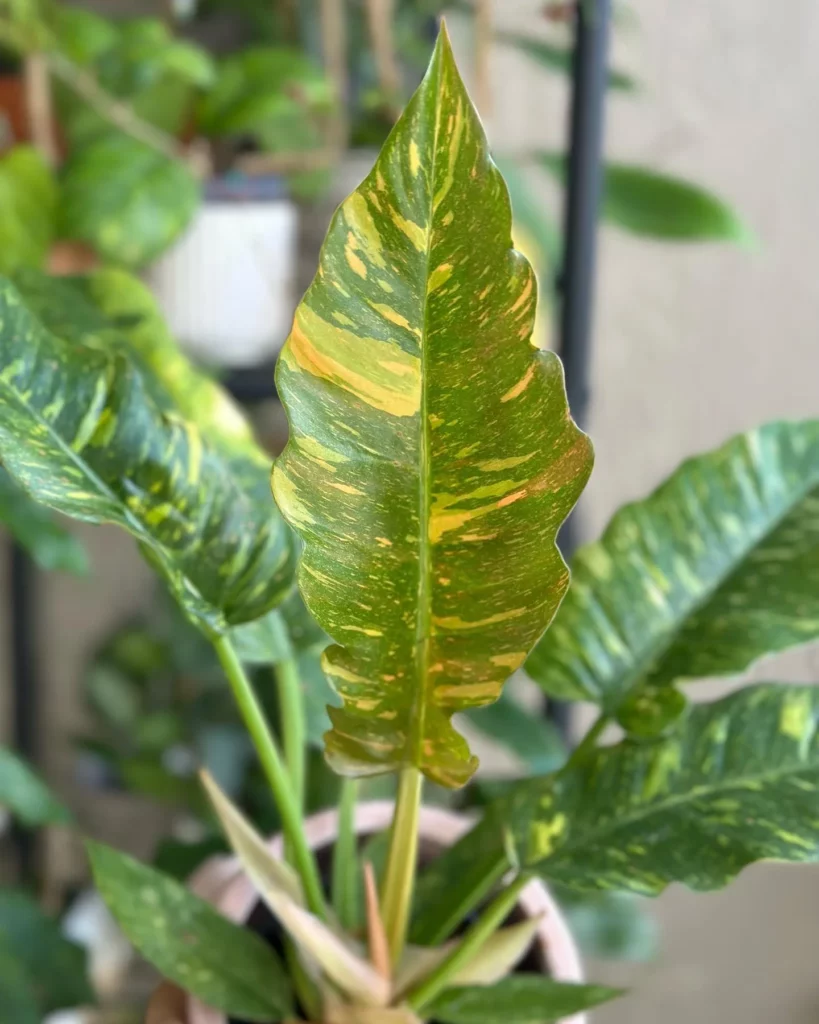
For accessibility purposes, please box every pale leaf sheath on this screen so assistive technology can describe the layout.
[273,28,592,787]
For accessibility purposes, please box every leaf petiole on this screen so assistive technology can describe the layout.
[212,634,327,919]
[406,874,529,1014]
[381,766,423,966]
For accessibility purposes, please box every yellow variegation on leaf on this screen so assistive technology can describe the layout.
[272,26,592,788]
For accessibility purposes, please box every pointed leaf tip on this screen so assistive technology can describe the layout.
[273,17,592,788]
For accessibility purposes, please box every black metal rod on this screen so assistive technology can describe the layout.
[10,542,38,882]
[559,0,611,448]
[547,0,612,738]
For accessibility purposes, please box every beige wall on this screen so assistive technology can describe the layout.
[483,2,819,1021]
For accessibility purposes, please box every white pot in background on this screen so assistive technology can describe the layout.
[145,192,298,369]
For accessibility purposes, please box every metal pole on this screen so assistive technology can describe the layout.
[558,0,611,473]
[548,0,611,738]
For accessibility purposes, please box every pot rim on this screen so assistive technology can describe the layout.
[153,801,586,1024]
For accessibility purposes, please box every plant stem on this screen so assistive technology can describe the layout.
[566,712,609,769]
[380,766,423,966]
[212,635,326,919]
[275,657,306,809]
[407,875,529,1014]
[332,778,360,930]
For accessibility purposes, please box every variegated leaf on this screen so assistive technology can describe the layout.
[87,841,293,1021]
[502,684,819,894]
[527,421,819,709]
[0,276,295,632]
[411,685,819,940]
[272,27,592,788]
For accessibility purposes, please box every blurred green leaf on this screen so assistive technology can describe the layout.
[198,46,331,138]
[153,834,228,880]
[616,685,688,739]
[553,887,659,962]
[0,469,88,574]
[425,976,623,1024]
[0,146,57,275]
[463,691,566,774]
[84,664,142,732]
[88,840,294,1021]
[0,939,39,1024]
[0,746,71,827]
[59,133,199,267]
[495,156,561,273]
[537,152,753,244]
[52,4,118,65]
[0,890,94,1013]
[497,32,636,91]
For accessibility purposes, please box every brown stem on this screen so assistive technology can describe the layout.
[233,146,336,177]
[46,52,181,161]
[474,0,493,119]
[320,0,349,151]
[365,0,401,120]
[24,54,58,165]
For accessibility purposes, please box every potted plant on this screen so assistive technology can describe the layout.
[0,26,817,1024]
[0,0,335,366]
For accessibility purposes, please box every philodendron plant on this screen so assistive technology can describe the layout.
[1,23,819,1024]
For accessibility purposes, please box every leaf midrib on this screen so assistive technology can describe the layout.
[409,64,443,766]
[0,343,201,600]
[538,732,819,871]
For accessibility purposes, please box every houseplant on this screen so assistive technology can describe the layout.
[0,0,334,364]
[0,24,818,1024]
[0,747,95,1023]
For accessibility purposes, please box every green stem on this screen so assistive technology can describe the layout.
[407,875,529,1014]
[566,712,609,769]
[212,635,326,919]
[275,657,306,809]
[332,778,360,930]
[380,766,423,966]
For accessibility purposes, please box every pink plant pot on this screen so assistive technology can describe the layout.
[147,801,586,1024]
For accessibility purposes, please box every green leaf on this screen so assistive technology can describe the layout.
[272,27,592,788]
[0,889,94,1013]
[527,420,819,708]
[0,939,40,1024]
[537,152,753,244]
[0,276,295,633]
[87,840,293,1021]
[59,133,199,267]
[497,32,636,91]
[52,4,118,65]
[616,685,688,739]
[0,146,57,275]
[0,469,88,574]
[553,887,659,962]
[495,156,561,274]
[0,746,71,827]
[425,976,623,1024]
[463,692,566,774]
[502,684,819,895]
[198,46,331,138]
